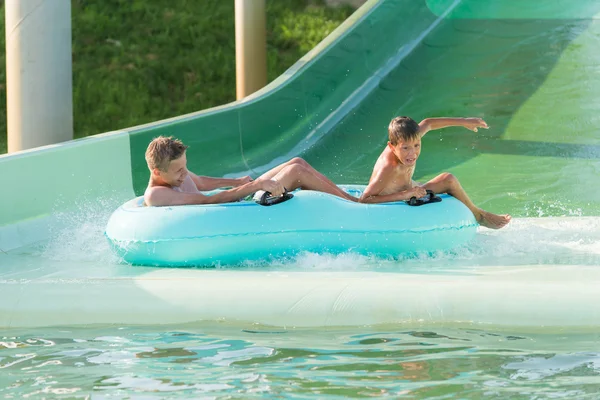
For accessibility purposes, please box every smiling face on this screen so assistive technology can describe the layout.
[145,136,190,187]
[388,138,421,166]
[155,152,188,187]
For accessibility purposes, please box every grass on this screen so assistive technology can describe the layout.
[0,0,356,154]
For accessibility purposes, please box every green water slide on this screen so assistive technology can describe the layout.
[2,0,600,330]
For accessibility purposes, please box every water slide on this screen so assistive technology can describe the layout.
[2,0,600,330]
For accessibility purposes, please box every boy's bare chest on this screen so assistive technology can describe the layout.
[392,165,415,182]
[380,165,416,194]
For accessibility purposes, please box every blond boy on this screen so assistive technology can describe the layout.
[143,136,357,206]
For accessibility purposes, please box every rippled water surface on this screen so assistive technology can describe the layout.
[2,325,600,399]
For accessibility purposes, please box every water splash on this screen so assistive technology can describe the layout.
[25,195,600,272]
[252,216,600,272]
[37,197,125,265]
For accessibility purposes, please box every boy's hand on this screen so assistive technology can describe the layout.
[235,175,253,186]
[463,118,489,132]
[259,179,285,196]
[407,186,428,199]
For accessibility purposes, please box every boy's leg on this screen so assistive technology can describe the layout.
[271,163,357,202]
[255,158,301,181]
[256,157,316,180]
[257,158,356,201]
[287,158,344,189]
[422,173,511,229]
[256,158,328,182]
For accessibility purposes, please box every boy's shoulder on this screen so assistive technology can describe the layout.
[144,183,175,199]
[378,147,399,167]
[372,153,400,178]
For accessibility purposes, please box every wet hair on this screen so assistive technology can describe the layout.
[145,136,188,172]
[388,116,420,145]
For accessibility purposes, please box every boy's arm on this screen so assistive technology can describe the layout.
[359,165,422,203]
[418,117,488,137]
[145,180,261,207]
[189,171,253,191]
[360,186,423,204]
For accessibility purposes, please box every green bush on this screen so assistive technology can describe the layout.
[0,0,355,154]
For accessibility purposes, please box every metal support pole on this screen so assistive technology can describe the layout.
[5,0,73,153]
[235,0,267,100]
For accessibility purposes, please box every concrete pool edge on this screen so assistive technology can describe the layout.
[2,264,598,331]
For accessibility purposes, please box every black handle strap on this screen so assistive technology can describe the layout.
[257,188,294,206]
[408,189,442,206]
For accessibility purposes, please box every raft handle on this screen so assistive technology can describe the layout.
[408,190,442,206]
[257,189,294,206]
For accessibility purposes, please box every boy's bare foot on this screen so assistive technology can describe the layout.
[476,209,511,229]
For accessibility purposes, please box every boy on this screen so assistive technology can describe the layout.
[359,116,511,229]
[143,136,357,206]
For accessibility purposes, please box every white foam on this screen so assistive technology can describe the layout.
[262,216,600,272]
[37,197,124,265]
[30,195,600,272]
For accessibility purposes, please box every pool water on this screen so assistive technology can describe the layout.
[3,0,600,397]
[0,197,598,398]
[2,324,600,399]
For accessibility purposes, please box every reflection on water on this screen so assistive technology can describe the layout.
[1,325,599,398]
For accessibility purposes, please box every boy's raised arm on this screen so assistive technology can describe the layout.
[419,117,488,137]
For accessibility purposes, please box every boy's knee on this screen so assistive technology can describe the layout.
[442,172,458,186]
[282,163,306,176]
[289,157,308,167]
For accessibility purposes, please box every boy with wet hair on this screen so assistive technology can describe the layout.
[359,116,511,229]
[144,136,357,206]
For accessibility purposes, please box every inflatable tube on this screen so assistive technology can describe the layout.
[105,185,478,267]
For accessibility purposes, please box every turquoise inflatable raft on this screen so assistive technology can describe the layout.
[105,185,478,267]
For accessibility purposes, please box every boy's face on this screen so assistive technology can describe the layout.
[155,152,188,187]
[389,138,421,166]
